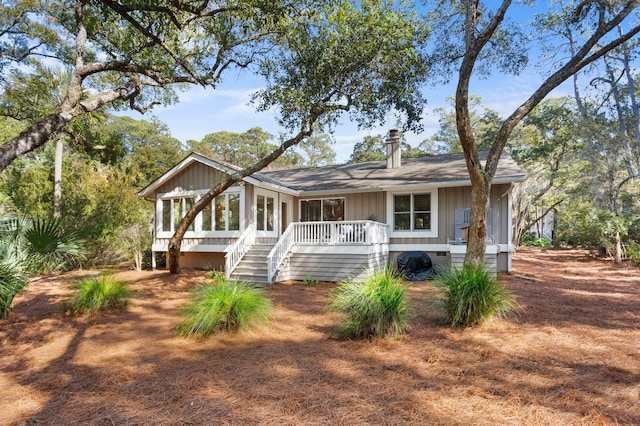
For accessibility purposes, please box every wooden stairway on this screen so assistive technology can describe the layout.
[228,243,274,286]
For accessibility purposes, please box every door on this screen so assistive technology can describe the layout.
[255,188,278,238]
[279,194,293,235]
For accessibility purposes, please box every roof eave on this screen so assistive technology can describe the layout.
[296,175,525,196]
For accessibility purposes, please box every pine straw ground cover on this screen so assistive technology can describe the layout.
[0,248,638,425]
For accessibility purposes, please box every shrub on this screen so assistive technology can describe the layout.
[627,241,640,266]
[329,267,411,339]
[23,217,84,273]
[520,232,551,247]
[0,264,29,319]
[176,277,273,337]
[66,274,130,315]
[431,264,516,328]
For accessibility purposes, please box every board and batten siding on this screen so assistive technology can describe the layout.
[156,161,229,194]
[293,184,512,246]
[390,183,512,246]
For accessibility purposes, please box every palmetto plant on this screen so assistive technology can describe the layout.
[329,267,411,339]
[176,276,273,337]
[431,265,517,328]
[0,216,84,318]
[22,218,84,273]
[0,264,28,319]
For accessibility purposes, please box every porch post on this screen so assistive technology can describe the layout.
[151,251,156,270]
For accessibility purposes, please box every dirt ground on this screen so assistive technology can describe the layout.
[0,248,638,425]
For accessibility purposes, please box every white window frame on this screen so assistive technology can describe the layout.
[299,197,346,222]
[156,187,244,238]
[254,188,279,237]
[386,188,438,238]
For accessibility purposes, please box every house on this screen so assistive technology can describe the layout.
[138,131,526,284]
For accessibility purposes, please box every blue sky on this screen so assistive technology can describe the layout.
[126,3,577,164]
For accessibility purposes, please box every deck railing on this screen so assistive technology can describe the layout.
[224,223,256,278]
[267,222,296,284]
[267,220,388,283]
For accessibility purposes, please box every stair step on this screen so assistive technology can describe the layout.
[230,273,269,286]
[238,257,266,264]
[244,254,268,261]
[227,243,276,286]
[234,267,267,275]
[245,249,272,255]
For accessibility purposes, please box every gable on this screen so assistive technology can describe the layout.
[138,152,298,199]
[156,161,228,194]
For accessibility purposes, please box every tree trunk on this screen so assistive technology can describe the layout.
[614,231,622,265]
[53,137,63,219]
[466,174,490,267]
[167,235,183,274]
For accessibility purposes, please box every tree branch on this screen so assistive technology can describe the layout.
[485,2,640,179]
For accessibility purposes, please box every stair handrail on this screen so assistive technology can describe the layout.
[224,223,256,278]
[267,222,295,284]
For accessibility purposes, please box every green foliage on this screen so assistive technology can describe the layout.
[114,222,152,272]
[349,135,387,163]
[302,275,319,285]
[421,95,503,154]
[556,204,629,249]
[0,216,84,274]
[188,127,302,169]
[258,0,429,133]
[0,264,28,319]
[329,268,411,339]
[431,265,516,328]
[65,274,130,315]
[519,232,551,247]
[626,241,640,266]
[0,215,85,319]
[176,277,273,337]
[23,217,84,273]
[204,270,226,281]
[0,145,153,267]
[102,116,183,184]
[349,134,427,164]
[299,133,336,167]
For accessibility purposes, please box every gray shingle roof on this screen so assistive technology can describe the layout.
[262,151,525,193]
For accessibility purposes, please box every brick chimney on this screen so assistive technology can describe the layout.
[385,129,401,169]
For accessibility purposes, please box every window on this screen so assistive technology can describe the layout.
[256,194,275,231]
[202,202,212,232]
[300,198,344,221]
[393,193,430,231]
[162,197,194,233]
[162,200,172,232]
[158,190,241,234]
[388,190,437,237]
[216,193,240,231]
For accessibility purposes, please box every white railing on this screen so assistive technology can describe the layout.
[267,222,295,284]
[266,220,388,283]
[224,224,256,278]
[294,220,388,245]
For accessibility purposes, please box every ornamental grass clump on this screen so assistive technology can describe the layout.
[431,264,517,328]
[66,274,130,315]
[329,267,411,339]
[176,277,273,337]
